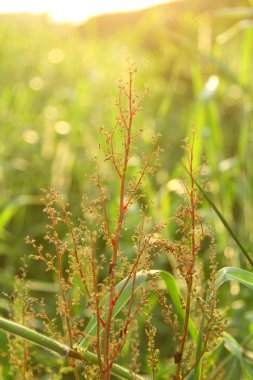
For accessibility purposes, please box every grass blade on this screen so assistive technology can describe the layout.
[181,161,253,269]
[215,266,253,291]
[80,270,198,349]
[0,317,145,380]
[196,180,253,268]
[192,267,253,379]
[0,316,70,356]
[159,271,198,341]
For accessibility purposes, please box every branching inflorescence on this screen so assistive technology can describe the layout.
[157,133,226,380]
[25,58,163,380]
[3,60,226,380]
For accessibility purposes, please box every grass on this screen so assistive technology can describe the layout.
[0,1,253,378]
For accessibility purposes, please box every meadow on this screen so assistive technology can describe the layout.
[0,1,253,379]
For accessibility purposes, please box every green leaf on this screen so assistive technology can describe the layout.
[223,332,243,360]
[0,317,145,380]
[223,332,253,380]
[28,280,60,293]
[192,268,253,379]
[159,271,198,341]
[80,270,198,348]
[242,362,253,380]
[80,271,149,347]
[166,30,243,88]
[216,267,253,291]
[0,316,69,356]
[185,171,253,269]
[0,195,40,230]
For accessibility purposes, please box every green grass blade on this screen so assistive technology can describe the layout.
[80,271,149,347]
[0,317,145,380]
[242,363,253,380]
[159,271,198,341]
[166,29,244,88]
[223,332,243,360]
[0,195,40,230]
[81,270,198,349]
[181,162,253,269]
[192,267,253,379]
[215,267,253,291]
[223,332,253,380]
[28,280,60,293]
[195,180,253,268]
[0,316,69,356]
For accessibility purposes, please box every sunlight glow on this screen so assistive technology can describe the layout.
[0,0,174,24]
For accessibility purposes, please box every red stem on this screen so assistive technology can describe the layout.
[103,73,134,380]
[175,139,197,379]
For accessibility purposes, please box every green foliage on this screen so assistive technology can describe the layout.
[0,265,252,378]
[1,0,253,378]
[81,270,198,350]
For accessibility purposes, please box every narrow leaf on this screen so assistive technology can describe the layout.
[0,316,69,356]
[223,332,243,359]
[216,267,253,291]
[0,317,145,380]
[181,160,253,269]
[81,270,198,348]
[192,267,253,379]
[159,271,198,341]
[196,180,253,268]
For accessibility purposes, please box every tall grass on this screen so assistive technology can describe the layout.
[0,1,253,378]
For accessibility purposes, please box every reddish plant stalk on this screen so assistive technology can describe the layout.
[175,141,197,380]
[71,228,92,300]
[181,329,210,380]
[51,220,80,380]
[90,236,104,375]
[61,205,92,301]
[97,175,112,240]
[116,236,152,305]
[103,73,134,380]
[124,147,157,210]
[21,293,28,377]
[109,301,142,368]
[126,216,145,320]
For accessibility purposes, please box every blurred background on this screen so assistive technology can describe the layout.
[0,0,253,378]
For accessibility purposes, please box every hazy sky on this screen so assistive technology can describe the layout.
[0,0,172,23]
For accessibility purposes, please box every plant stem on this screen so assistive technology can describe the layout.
[103,72,134,379]
[175,139,197,379]
[51,219,80,379]
[0,317,145,380]
[91,236,104,375]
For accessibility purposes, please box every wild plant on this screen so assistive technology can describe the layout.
[155,134,226,379]
[3,264,35,380]
[25,58,161,379]
[0,60,229,380]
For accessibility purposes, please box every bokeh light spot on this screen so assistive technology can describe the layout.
[43,106,59,119]
[23,130,39,144]
[29,76,44,91]
[54,120,71,135]
[48,49,64,64]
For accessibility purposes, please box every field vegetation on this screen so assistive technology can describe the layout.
[0,1,253,379]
